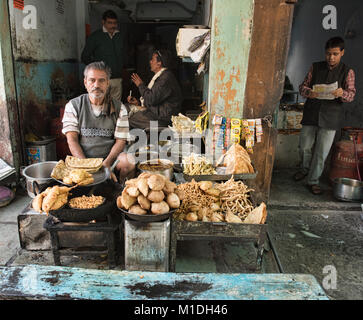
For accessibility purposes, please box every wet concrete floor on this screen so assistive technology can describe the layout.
[0,168,362,300]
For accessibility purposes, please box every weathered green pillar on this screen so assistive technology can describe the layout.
[0,0,23,173]
[208,0,254,118]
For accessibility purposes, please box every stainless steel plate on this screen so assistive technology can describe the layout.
[53,166,111,187]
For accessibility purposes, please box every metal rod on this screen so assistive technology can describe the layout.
[266,231,284,273]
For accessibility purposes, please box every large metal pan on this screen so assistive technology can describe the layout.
[118,207,177,222]
[49,198,110,222]
[49,180,121,222]
[22,161,58,198]
[333,177,363,202]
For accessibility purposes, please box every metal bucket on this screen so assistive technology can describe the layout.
[21,161,58,198]
[25,137,57,165]
[333,177,363,202]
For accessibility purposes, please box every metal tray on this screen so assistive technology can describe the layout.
[118,207,177,222]
[53,166,110,187]
[183,166,258,181]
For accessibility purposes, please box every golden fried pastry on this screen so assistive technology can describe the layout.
[166,193,180,209]
[65,156,103,172]
[147,190,165,203]
[77,176,95,186]
[50,193,68,211]
[225,209,242,224]
[32,193,45,213]
[147,174,165,191]
[51,160,70,180]
[151,201,170,215]
[137,195,151,210]
[42,186,60,213]
[199,181,213,191]
[63,176,74,185]
[163,180,177,194]
[69,169,91,184]
[137,178,149,197]
[186,212,198,222]
[126,187,140,198]
[121,189,137,210]
[243,202,267,224]
[129,205,147,215]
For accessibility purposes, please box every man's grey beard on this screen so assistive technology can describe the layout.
[89,90,105,99]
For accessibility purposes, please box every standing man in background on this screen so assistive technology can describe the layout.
[81,10,127,101]
[294,37,356,195]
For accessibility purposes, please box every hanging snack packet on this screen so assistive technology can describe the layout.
[230,118,242,144]
[246,119,256,153]
[212,114,224,152]
[224,118,231,149]
[195,111,209,134]
[241,119,250,140]
[255,118,263,143]
[217,117,226,149]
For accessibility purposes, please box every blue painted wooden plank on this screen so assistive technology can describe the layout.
[0,265,328,300]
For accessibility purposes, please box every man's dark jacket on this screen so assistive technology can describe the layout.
[81,28,127,79]
[137,69,183,126]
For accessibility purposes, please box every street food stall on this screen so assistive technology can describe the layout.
[5,0,297,278]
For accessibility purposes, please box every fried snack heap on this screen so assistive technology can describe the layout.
[66,169,94,186]
[183,153,216,175]
[116,173,181,215]
[51,160,95,186]
[69,195,105,209]
[216,143,254,174]
[32,186,72,215]
[174,177,267,224]
[216,178,255,220]
[171,113,195,133]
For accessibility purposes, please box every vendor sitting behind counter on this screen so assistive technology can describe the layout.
[127,49,183,130]
[62,61,135,182]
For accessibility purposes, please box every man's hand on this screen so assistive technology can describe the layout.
[103,160,118,182]
[332,88,344,98]
[131,73,144,87]
[308,90,319,99]
[127,96,140,106]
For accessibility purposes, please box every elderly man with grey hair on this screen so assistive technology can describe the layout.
[62,61,135,182]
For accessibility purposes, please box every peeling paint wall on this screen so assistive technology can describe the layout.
[8,0,84,144]
[0,0,22,168]
[9,0,79,61]
[208,0,254,118]
[0,47,14,165]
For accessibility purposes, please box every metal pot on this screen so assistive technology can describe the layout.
[333,177,363,202]
[22,161,58,198]
[138,159,174,181]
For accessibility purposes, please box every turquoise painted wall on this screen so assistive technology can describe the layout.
[208,0,254,118]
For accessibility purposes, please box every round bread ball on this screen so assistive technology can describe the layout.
[166,193,180,209]
[129,205,147,215]
[147,190,165,203]
[151,201,170,215]
[137,195,151,210]
[147,174,165,191]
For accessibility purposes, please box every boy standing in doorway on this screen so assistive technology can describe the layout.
[294,37,356,195]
